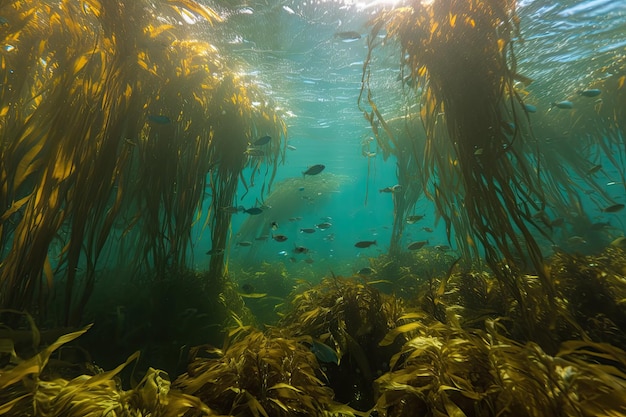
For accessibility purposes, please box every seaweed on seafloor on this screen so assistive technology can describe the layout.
[548,247,626,347]
[0,323,211,416]
[173,327,363,417]
[486,320,626,417]
[278,276,405,411]
[371,307,626,417]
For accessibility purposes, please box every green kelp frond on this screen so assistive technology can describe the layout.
[174,329,353,417]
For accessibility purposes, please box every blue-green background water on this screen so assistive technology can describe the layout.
[185,0,625,276]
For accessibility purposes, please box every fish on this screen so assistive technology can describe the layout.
[293,245,309,254]
[602,203,625,213]
[287,144,297,151]
[379,184,402,193]
[406,215,425,224]
[334,31,361,41]
[255,235,269,241]
[270,221,279,230]
[252,135,271,146]
[316,222,332,230]
[237,241,253,247]
[288,217,303,222]
[303,164,325,177]
[243,207,263,215]
[407,240,428,251]
[304,258,315,264]
[578,89,601,97]
[474,148,484,156]
[421,227,434,233]
[552,100,574,109]
[586,164,602,175]
[523,103,537,113]
[357,267,375,275]
[300,228,316,234]
[610,236,626,248]
[241,283,254,293]
[272,234,288,242]
[310,340,339,364]
[434,245,451,252]
[354,240,376,248]
[147,114,172,124]
[206,248,224,255]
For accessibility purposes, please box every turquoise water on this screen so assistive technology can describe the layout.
[188,0,626,275]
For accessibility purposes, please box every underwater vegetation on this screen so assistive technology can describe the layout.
[1,0,626,416]
[2,248,626,416]
[0,0,286,324]
[360,0,626,340]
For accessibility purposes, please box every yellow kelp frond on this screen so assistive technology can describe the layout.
[0,0,286,325]
[279,277,405,410]
[361,0,560,341]
[0,324,212,416]
[174,330,338,417]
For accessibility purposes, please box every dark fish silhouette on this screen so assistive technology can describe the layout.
[602,203,625,213]
[354,240,376,248]
[252,135,271,146]
[407,240,428,251]
[303,164,325,177]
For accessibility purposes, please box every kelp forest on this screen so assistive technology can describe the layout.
[1,0,626,416]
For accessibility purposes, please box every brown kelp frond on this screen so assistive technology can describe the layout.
[0,0,286,323]
[376,329,496,417]
[374,312,626,417]
[361,0,559,336]
[204,72,288,282]
[549,247,626,347]
[0,323,211,416]
[488,320,626,417]
[174,329,343,417]
[278,276,405,410]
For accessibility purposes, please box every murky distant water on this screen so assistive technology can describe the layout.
[190,0,626,275]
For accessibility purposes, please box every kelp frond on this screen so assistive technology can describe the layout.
[0,0,286,324]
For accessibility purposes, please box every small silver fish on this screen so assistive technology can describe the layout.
[406,215,425,224]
